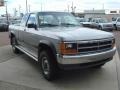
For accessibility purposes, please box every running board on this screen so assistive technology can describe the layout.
[16,46,38,61]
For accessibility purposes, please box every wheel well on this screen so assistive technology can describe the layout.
[38,44,57,63]
[10,33,15,45]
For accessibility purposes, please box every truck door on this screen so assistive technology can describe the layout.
[18,14,29,46]
[23,13,38,57]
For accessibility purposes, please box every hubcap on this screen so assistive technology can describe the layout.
[42,57,50,75]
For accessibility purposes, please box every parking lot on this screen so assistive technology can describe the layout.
[0,31,120,90]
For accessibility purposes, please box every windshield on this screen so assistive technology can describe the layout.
[38,12,80,27]
[99,19,108,23]
[112,18,117,21]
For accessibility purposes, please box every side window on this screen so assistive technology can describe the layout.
[96,20,99,23]
[92,19,95,22]
[20,14,29,26]
[27,14,36,24]
[117,18,120,22]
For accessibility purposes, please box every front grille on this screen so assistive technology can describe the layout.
[105,25,112,27]
[77,39,113,54]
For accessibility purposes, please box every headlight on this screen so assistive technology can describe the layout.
[112,39,115,48]
[60,42,77,55]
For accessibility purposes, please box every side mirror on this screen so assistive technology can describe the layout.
[96,21,99,23]
[27,23,37,29]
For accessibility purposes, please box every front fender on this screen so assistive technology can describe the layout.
[39,40,57,56]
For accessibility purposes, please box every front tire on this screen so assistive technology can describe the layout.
[92,63,105,68]
[11,37,20,54]
[99,26,102,30]
[39,50,57,81]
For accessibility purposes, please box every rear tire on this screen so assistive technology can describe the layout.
[92,63,105,68]
[39,50,57,81]
[11,37,20,54]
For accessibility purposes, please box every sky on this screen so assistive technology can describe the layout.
[0,0,120,15]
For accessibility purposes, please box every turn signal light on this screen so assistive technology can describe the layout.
[60,42,77,55]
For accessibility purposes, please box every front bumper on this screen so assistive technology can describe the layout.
[57,47,116,65]
[102,27,114,31]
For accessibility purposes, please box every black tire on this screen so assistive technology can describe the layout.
[11,37,20,54]
[39,50,57,81]
[92,63,105,68]
[114,24,117,30]
[99,26,102,30]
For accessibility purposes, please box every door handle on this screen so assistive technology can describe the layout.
[24,29,26,31]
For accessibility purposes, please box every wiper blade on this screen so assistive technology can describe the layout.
[61,23,80,27]
[40,23,59,27]
[61,23,75,25]
[61,23,77,26]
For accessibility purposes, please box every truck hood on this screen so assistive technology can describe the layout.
[39,27,114,41]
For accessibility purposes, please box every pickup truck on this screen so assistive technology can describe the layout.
[90,18,114,31]
[112,17,120,30]
[9,12,116,80]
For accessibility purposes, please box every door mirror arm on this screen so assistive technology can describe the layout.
[27,23,37,30]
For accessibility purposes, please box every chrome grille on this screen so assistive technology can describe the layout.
[77,39,113,54]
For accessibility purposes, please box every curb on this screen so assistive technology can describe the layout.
[114,51,120,90]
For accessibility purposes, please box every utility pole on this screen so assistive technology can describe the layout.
[41,3,42,11]
[71,2,76,15]
[93,8,95,18]
[71,2,74,13]
[67,5,70,12]
[28,5,30,12]
[19,5,21,16]
[26,0,28,13]
[102,3,104,10]
[5,1,9,24]
[14,8,18,17]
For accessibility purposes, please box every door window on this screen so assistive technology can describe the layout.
[27,14,36,24]
[20,14,29,26]
[117,18,120,22]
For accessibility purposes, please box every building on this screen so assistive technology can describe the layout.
[74,9,120,22]
[84,10,105,19]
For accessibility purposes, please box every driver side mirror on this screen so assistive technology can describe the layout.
[27,23,37,29]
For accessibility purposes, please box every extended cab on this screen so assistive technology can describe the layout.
[9,12,116,80]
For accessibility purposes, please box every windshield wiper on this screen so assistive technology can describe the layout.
[40,24,59,27]
[61,23,78,26]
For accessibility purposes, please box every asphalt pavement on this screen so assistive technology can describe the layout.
[0,46,119,90]
[113,31,120,57]
[0,31,120,90]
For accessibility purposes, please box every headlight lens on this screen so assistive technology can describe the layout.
[60,42,77,55]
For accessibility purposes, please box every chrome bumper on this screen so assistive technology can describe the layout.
[57,47,116,65]
[102,27,113,30]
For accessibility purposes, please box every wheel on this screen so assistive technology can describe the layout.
[92,63,105,68]
[99,26,102,30]
[39,50,57,81]
[11,37,20,54]
[114,24,117,30]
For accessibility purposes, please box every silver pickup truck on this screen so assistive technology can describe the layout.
[9,12,116,80]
